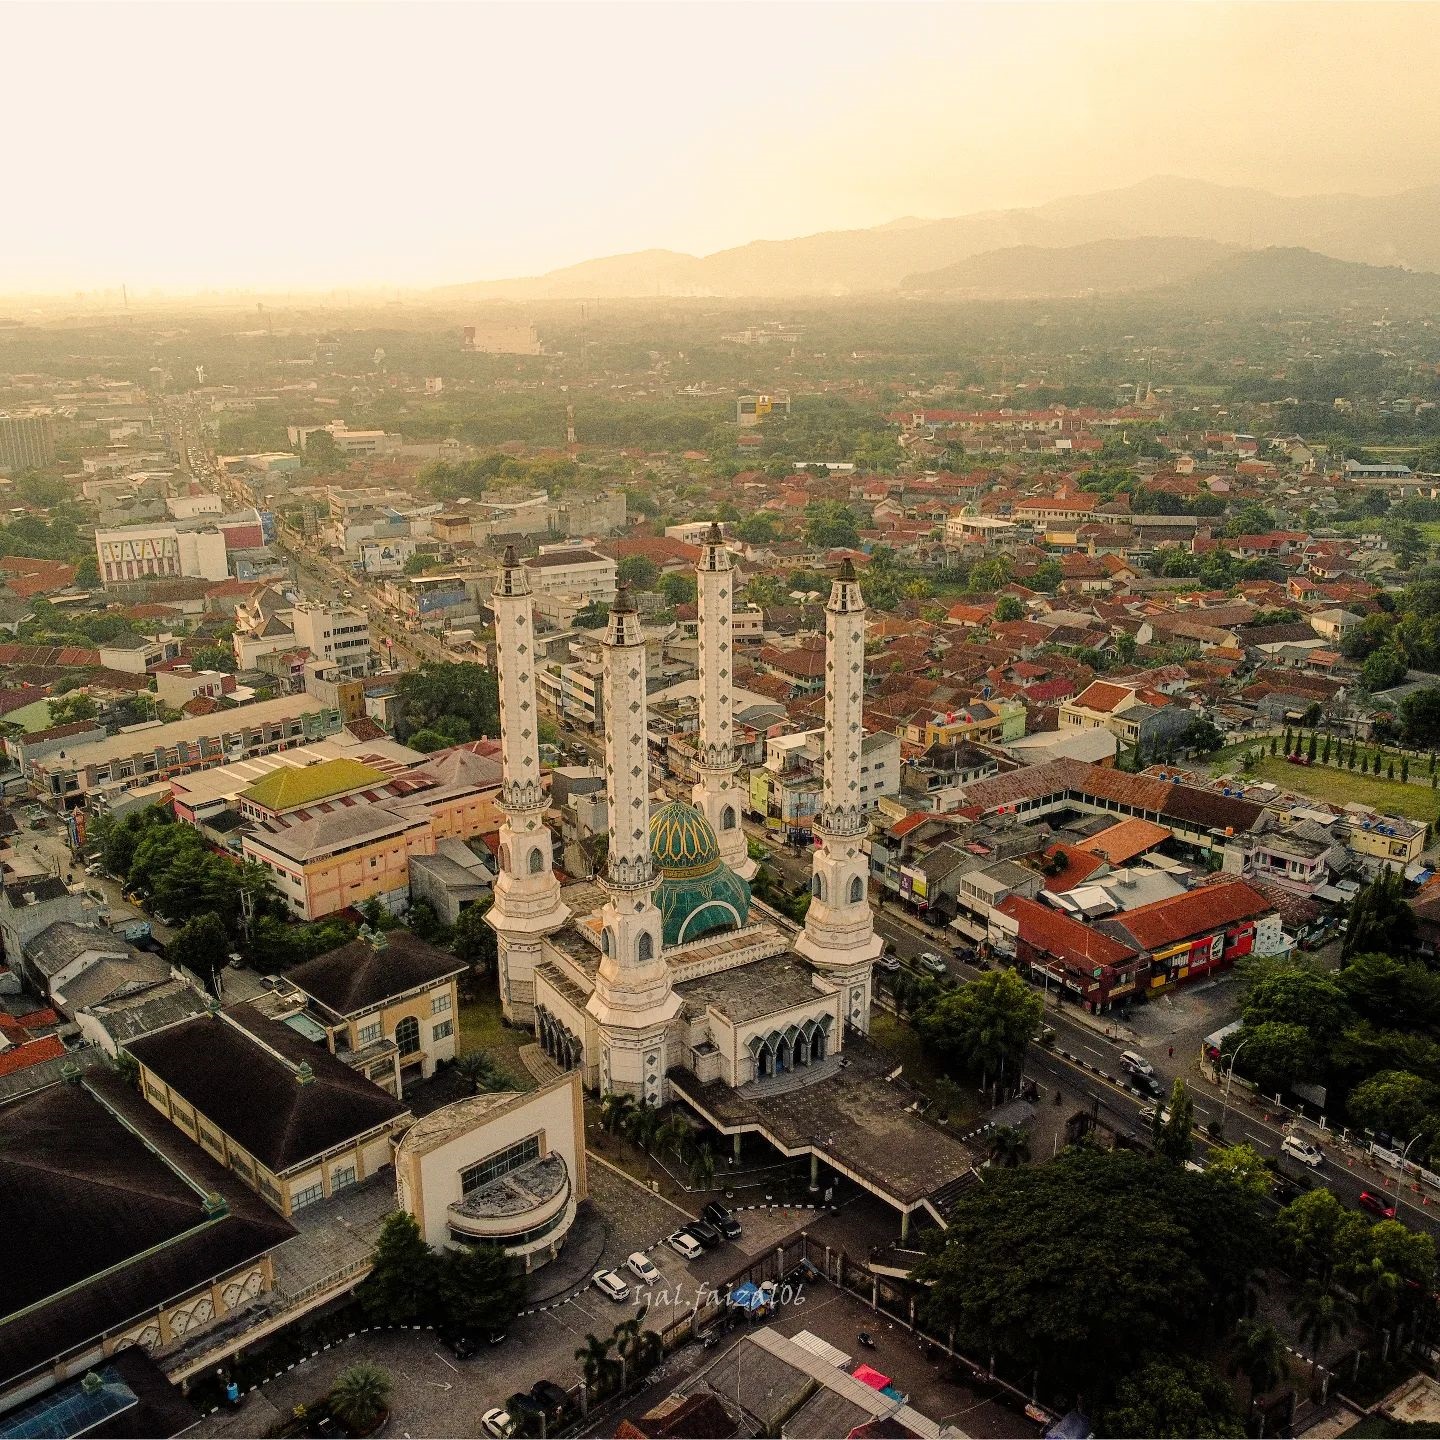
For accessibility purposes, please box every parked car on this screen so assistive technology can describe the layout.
[591,1268,630,1302]
[530,1381,571,1422]
[480,1409,513,1438]
[666,1229,704,1260]
[1281,1135,1324,1168]
[1358,1189,1397,1219]
[702,1202,742,1239]
[875,954,901,973]
[687,1219,723,1249]
[626,1251,661,1283]
[918,952,948,975]
[439,1330,476,1360]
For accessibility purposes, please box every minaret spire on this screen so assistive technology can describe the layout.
[794,558,880,1033]
[692,522,756,879]
[488,544,569,1024]
[586,583,680,1103]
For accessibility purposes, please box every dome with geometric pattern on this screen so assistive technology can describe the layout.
[649,800,751,947]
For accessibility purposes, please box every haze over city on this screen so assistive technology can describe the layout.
[13,5,1440,1440]
[9,1,1440,293]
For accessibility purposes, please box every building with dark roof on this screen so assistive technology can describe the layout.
[125,1002,409,1218]
[281,930,465,1089]
[0,1074,294,1404]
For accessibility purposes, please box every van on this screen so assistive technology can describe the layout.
[1120,1050,1155,1079]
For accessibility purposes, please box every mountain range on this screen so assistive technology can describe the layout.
[438,176,1440,301]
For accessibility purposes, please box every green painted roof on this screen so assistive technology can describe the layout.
[241,758,387,813]
[649,801,751,947]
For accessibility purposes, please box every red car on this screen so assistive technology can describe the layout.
[1358,1190,1397,1219]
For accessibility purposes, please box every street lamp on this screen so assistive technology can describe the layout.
[1220,1037,1251,1133]
[1394,1132,1425,1221]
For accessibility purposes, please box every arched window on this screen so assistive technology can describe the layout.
[721,805,736,830]
[849,876,864,904]
[601,927,614,957]
[638,932,655,962]
[395,1016,420,1057]
[528,847,545,875]
[811,874,825,901]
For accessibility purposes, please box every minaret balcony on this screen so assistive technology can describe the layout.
[605,858,656,890]
[502,779,548,813]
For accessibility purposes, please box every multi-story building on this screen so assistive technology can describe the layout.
[126,1002,410,1219]
[1060,680,1194,754]
[240,747,504,920]
[522,547,617,605]
[31,696,342,810]
[944,514,1022,550]
[0,413,57,471]
[233,587,372,676]
[278,931,465,1091]
[747,729,899,843]
[154,665,237,709]
[95,521,228,584]
[736,393,791,427]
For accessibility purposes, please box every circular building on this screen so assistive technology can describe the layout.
[648,800,752,948]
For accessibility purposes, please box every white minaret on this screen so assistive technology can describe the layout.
[692,523,757,880]
[586,585,680,1104]
[794,559,881,1034]
[487,546,569,1025]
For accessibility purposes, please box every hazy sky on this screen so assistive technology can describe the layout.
[8,0,1440,293]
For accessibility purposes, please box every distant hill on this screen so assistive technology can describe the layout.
[438,176,1440,299]
[1154,246,1440,310]
[902,236,1237,297]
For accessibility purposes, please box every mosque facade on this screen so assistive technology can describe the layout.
[486,527,879,1107]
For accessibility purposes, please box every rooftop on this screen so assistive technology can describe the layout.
[287,931,465,1019]
[125,1003,408,1174]
[241,757,388,812]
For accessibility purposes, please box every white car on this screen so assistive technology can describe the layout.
[480,1408,513,1438]
[591,1268,631,1302]
[1281,1135,1324,1168]
[918,952,948,975]
[666,1229,705,1260]
[626,1250,660,1284]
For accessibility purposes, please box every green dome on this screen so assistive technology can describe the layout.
[649,800,751,947]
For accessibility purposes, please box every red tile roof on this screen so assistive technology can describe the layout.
[1101,879,1272,951]
[1040,843,1108,892]
[999,894,1136,967]
[0,1034,65,1076]
[1075,818,1171,865]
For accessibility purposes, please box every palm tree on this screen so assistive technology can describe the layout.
[328,1362,391,1434]
[655,1114,694,1164]
[575,1332,619,1394]
[1231,1318,1288,1399]
[624,1102,662,1154]
[689,1142,717,1191]
[1290,1281,1356,1368]
[454,1050,513,1095]
[600,1091,637,1141]
[984,1124,1032,1168]
[613,1315,643,1387]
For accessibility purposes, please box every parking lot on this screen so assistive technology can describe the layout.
[194,1158,817,1438]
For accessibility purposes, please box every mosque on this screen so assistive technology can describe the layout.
[486,529,980,1232]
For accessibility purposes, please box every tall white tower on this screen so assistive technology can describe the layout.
[586,585,680,1104]
[487,546,569,1025]
[691,523,757,880]
[794,559,881,1034]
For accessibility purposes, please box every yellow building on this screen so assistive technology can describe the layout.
[281,930,465,1091]
[1344,810,1426,872]
[126,1002,411,1219]
[240,747,506,921]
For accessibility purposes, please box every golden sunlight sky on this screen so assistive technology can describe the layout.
[8,0,1440,293]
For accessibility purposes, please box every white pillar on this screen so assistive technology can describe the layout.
[795,560,881,1033]
[586,585,679,1103]
[487,546,569,1024]
[692,523,756,879]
